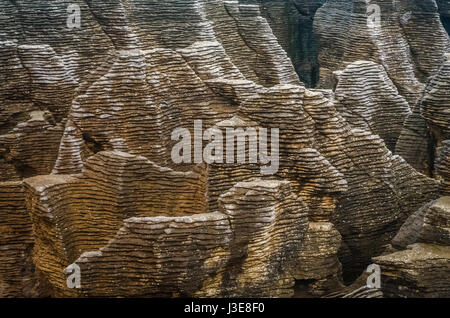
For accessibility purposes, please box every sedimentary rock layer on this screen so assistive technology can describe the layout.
[375,197,450,297]
[314,0,449,105]
[333,61,411,151]
[0,0,448,298]
[68,179,309,297]
[396,54,450,175]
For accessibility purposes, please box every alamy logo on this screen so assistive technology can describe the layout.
[366,1,381,29]
[64,264,81,289]
[366,264,381,289]
[67,4,81,29]
[171,120,280,175]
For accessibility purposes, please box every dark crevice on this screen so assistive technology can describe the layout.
[13,160,37,179]
[427,127,438,178]
[82,132,105,155]
[293,279,317,298]
[248,0,324,88]
[440,16,450,36]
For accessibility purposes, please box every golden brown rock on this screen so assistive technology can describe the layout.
[0,0,448,298]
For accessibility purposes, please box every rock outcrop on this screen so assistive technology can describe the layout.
[374,197,450,297]
[397,53,450,176]
[244,0,326,87]
[0,0,448,298]
[314,0,449,104]
[333,61,411,151]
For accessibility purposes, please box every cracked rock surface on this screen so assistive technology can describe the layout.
[0,0,449,298]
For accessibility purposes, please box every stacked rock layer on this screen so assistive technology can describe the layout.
[374,197,450,297]
[0,0,448,297]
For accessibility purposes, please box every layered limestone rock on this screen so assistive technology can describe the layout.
[333,61,411,151]
[205,1,302,87]
[48,178,309,297]
[421,56,450,144]
[0,42,70,181]
[0,0,447,298]
[0,182,36,297]
[297,89,439,280]
[379,54,450,296]
[375,197,450,297]
[396,54,450,175]
[314,0,449,105]
[311,0,449,179]
[438,140,450,195]
[24,151,209,297]
[420,197,450,245]
[247,0,450,179]
[242,0,326,87]
[293,222,344,296]
[395,105,435,175]
[0,110,64,181]
[375,243,450,298]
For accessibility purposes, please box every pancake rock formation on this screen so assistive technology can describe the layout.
[375,197,450,297]
[0,0,449,298]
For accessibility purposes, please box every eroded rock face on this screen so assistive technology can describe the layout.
[333,61,411,151]
[397,54,450,176]
[293,222,344,295]
[26,170,309,297]
[0,0,448,298]
[0,182,34,297]
[421,57,450,143]
[255,0,450,177]
[374,42,450,297]
[314,0,449,104]
[374,197,450,297]
[438,141,450,195]
[243,0,326,87]
[374,243,450,298]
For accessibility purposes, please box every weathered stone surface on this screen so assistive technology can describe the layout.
[391,201,435,250]
[0,182,35,297]
[420,197,450,246]
[243,0,326,87]
[24,151,209,297]
[374,243,450,297]
[437,140,450,195]
[333,61,411,151]
[396,54,450,176]
[395,104,435,175]
[293,222,344,296]
[375,197,450,297]
[0,0,448,298]
[314,0,449,105]
[421,56,450,142]
[66,179,309,297]
[378,51,450,296]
